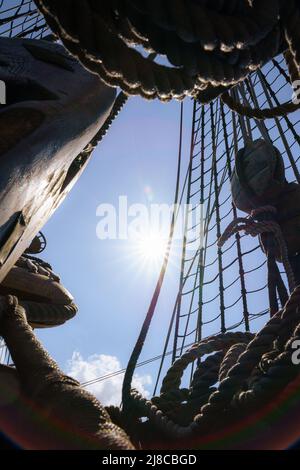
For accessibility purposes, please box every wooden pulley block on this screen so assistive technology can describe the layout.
[231,139,286,213]
[231,139,300,260]
[0,256,77,328]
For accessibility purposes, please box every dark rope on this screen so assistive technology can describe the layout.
[33,0,300,103]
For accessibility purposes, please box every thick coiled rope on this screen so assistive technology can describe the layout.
[220,50,300,119]
[119,286,300,445]
[34,0,300,103]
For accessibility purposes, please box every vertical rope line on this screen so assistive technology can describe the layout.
[221,102,250,332]
[184,103,220,382]
[180,102,223,356]
[190,104,219,382]
[239,79,273,146]
[239,77,281,315]
[153,108,210,393]
[239,84,254,142]
[232,88,250,145]
[211,102,226,333]
[154,158,216,393]
[247,72,292,306]
[236,85,254,143]
[180,263,201,362]
[245,78,291,307]
[272,60,300,149]
[196,106,206,345]
[240,85,289,309]
[172,100,197,363]
[179,107,207,360]
[152,103,186,395]
[154,206,212,391]
[257,70,300,184]
[153,297,179,395]
[179,259,201,357]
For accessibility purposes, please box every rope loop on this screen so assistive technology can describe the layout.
[218,205,296,293]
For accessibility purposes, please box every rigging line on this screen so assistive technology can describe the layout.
[230,106,250,330]
[182,105,236,287]
[238,79,273,146]
[172,100,197,363]
[179,100,226,359]
[122,102,185,411]
[0,1,32,15]
[154,103,208,392]
[81,308,270,389]
[256,70,300,183]
[152,102,203,395]
[203,122,238,233]
[0,9,38,28]
[153,225,207,393]
[234,87,252,145]
[173,103,218,356]
[179,246,201,356]
[1,12,43,36]
[146,100,238,391]
[83,338,203,389]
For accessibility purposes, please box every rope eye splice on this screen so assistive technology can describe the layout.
[219,138,298,316]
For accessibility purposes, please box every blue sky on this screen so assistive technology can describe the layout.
[36,96,194,403]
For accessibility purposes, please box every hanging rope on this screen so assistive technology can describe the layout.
[34,0,300,102]
[221,89,300,120]
[221,38,300,119]
[218,206,296,294]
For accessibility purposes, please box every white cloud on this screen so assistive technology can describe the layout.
[66,351,152,407]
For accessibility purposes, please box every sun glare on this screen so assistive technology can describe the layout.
[137,233,167,264]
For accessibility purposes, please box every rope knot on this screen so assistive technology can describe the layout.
[250,205,278,219]
[218,205,295,293]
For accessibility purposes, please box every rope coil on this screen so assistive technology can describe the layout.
[121,286,300,445]
[34,0,300,103]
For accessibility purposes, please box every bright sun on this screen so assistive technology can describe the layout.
[137,233,167,263]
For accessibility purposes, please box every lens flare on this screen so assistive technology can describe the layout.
[137,233,167,264]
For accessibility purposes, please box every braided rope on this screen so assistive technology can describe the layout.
[160,332,254,395]
[33,0,300,103]
[218,343,247,382]
[221,88,300,120]
[218,206,296,293]
[282,0,300,75]
[122,286,300,443]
